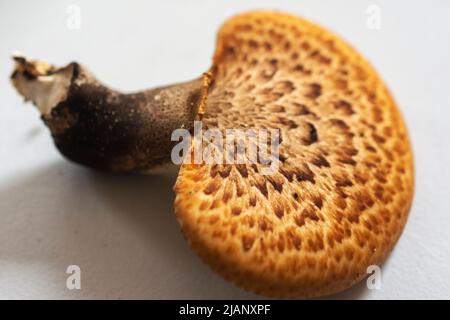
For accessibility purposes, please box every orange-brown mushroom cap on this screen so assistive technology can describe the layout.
[174,11,414,298]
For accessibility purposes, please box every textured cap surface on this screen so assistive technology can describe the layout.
[174,11,414,298]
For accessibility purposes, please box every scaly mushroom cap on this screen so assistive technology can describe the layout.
[174,11,414,298]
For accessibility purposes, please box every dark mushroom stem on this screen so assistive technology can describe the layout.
[11,54,212,172]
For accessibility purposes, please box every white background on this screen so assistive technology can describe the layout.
[0,0,449,299]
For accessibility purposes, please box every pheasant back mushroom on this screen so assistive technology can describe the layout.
[11,11,414,298]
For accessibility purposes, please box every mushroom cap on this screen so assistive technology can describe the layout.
[174,11,414,298]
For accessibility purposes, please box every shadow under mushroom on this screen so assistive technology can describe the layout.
[0,161,372,299]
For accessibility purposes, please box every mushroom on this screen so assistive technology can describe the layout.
[10,11,414,298]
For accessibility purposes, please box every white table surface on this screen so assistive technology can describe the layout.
[0,0,449,299]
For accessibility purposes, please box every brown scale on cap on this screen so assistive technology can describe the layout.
[174,12,414,298]
[11,11,414,298]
